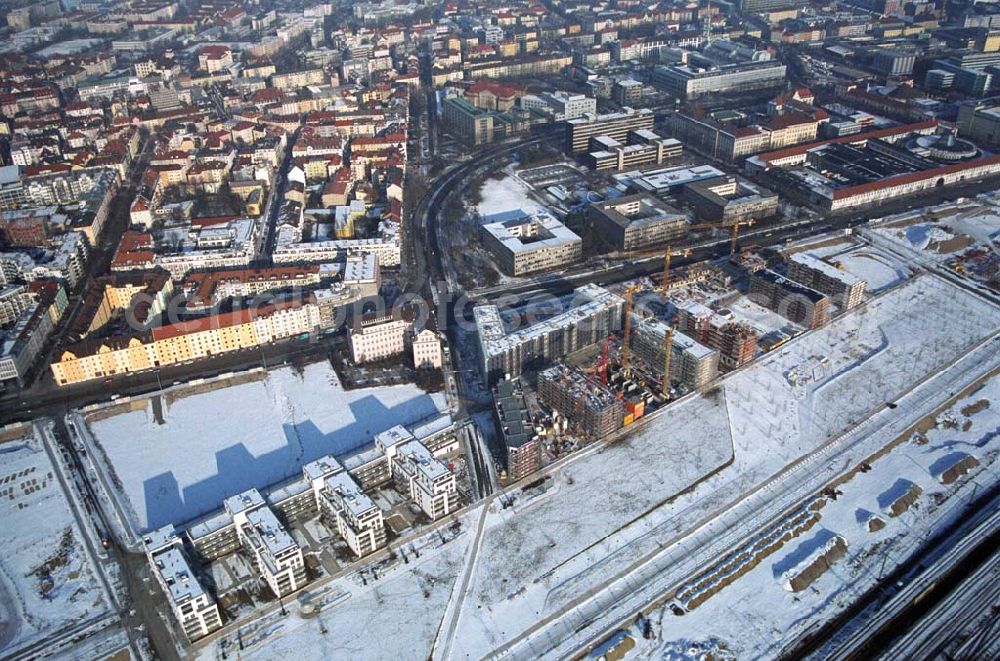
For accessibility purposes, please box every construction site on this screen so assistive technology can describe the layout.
[487,215,895,483]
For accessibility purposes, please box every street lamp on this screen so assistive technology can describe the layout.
[154,368,163,393]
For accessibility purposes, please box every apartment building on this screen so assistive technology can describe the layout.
[629,315,719,391]
[272,238,401,267]
[474,284,624,385]
[480,210,582,276]
[674,299,758,370]
[224,490,307,598]
[493,378,541,481]
[748,269,830,329]
[181,265,322,309]
[142,527,222,641]
[537,364,625,440]
[376,426,457,520]
[349,313,409,364]
[565,108,655,153]
[303,456,386,558]
[442,97,494,145]
[412,327,443,369]
[587,193,686,252]
[52,299,326,385]
[787,252,867,309]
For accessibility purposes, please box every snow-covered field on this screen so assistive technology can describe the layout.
[445,273,1000,657]
[835,247,909,292]
[85,362,445,532]
[0,432,112,656]
[186,274,1000,660]
[476,173,544,217]
[640,370,1000,659]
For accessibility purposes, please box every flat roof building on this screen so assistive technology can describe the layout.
[748,269,829,329]
[565,107,654,153]
[492,378,540,482]
[142,526,223,641]
[588,193,687,252]
[480,209,582,276]
[474,283,624,385]
[787,252,867,309]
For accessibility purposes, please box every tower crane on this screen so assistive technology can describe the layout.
[660,244,692,295]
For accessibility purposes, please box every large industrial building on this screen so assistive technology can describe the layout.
[746,122,1000,211]
[565,108,655,153]
[652,61,787,100]
[480,210,582,276]
[588,193,687,252]
[474,284,624,385]
[787,252,867,309]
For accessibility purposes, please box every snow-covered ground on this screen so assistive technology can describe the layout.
[195,515,474,661]
[444,273,1000,657]
[0,432,114,657]
[85,362,445,532]
[835,247,909,292]
[186,274,1000,660]
[476,172,544,217]
[639,370,1000,659]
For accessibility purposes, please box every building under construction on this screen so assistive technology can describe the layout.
[629,315,719,391]
[537,364,625,441]
[675,299,758,370]
[492,378,541,482]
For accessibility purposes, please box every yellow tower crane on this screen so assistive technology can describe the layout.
[661,244,692,295]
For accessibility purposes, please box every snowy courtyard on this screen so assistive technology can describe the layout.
[83,362,446,532]
[476,171,544,217]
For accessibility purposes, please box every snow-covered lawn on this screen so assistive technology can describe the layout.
[85,362,445,532]
[476,173,544,217]
[835,248,908,292]
[0,433,112,656]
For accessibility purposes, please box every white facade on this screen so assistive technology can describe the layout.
[142,526,222,641]
[376,426,457,520]
[411,328,442,369]
[303,456,386,558]
[224,490,307,598]
[349,315,409,364]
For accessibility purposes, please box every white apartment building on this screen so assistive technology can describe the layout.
[376,426,457,520]
[349,313,409,364]
[303,456,387,557]
[224,490,307,598]
[142,526,223,641]
[480,210,582,276]
[412,327,442,369]
[273,238,400,267]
